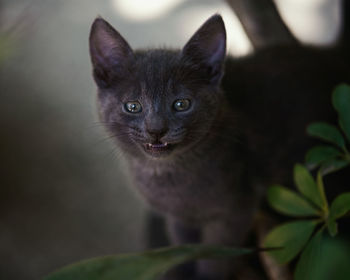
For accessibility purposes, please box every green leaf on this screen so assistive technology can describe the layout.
[320,159,350,175]
[264,220,318,264]
[294,228,324,280]
[315,171,328,213]
[332,83,350,142]
[307,122,346,150]
[267,185,320,217]
[294,164,323,209]
[327,219,338,237]
[305,145,342,169]
[304,237,350,280]
[329,192,350,220]
[42,245,253,280]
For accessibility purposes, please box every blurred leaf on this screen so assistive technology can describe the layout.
[329,192,350,221]
[304,236,350,280]
[267,185,320,217]
[320,159,349,175]
[294,228,324,280]
[0,34,13,63]
[42,245,253,280]
[327,219,338,237]
[307,122,346,150]
[294,164,323,209]
[264,220,318,264]
[316,171,328,213]
[305,146,342,169]
[332,84,350,142]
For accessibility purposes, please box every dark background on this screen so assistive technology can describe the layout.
[0,0,342,279]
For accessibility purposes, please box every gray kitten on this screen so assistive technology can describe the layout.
[89,14,349,279]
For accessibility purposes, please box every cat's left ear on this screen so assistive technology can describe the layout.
[181,14,226,86]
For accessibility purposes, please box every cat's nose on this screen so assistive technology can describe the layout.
[146,127,168,141]
[145,115,168,141]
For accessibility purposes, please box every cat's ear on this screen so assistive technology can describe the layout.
[89,17,134,88]
[181,14,226,86]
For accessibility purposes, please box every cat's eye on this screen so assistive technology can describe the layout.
[125,101,142,113]
[173,99,191,112]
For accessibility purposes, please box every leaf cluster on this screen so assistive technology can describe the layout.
[305,84,350,174]
[264,84,350,280]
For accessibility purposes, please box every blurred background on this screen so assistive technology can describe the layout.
[0,0,343,279]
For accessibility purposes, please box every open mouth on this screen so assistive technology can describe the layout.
[143,142,173,156]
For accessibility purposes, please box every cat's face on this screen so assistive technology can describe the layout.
[89,15,226,159]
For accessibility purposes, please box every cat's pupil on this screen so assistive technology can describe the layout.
[174,99,191,111]
[125,101,142,113]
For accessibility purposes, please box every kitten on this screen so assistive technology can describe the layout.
[89,14,349,280]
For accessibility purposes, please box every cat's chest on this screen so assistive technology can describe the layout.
[129,159,242,221]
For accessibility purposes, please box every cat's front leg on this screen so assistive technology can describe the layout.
[166,216,201,245]
[161,216,201,280]
[198,215,256,280]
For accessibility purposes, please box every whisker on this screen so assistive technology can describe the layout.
[92,132,132,146]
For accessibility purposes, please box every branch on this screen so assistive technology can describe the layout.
[225,0,297,50]
[255,212,292,280]
[340,0,350,46]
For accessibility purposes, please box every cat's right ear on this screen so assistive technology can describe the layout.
[89,17,134,88]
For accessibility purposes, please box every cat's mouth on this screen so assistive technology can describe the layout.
[143,142,174,157]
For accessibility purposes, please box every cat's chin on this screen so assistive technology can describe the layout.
[142,142,175,158]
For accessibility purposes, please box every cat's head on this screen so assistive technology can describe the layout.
[89,15,226,159]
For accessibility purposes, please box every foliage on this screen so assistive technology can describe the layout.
[264,84,350,280]
[305,84,350,174]
[42,245,253,280]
